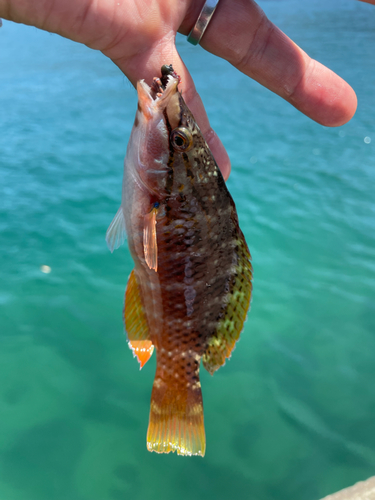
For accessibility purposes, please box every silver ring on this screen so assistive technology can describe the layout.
[187,0,220,46]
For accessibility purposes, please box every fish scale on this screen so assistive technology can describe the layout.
[106,65,252,456]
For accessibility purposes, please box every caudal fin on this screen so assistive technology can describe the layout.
[146,367,206,456]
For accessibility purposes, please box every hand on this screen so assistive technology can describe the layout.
[0,0,361,179]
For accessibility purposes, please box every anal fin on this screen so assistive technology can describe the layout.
[128,340,154,370]
[124,269,154,369]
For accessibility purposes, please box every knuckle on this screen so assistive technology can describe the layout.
[234,14,275,73]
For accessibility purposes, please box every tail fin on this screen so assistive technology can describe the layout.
[147,365,206,457]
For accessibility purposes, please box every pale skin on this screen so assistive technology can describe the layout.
[0,0,372,179]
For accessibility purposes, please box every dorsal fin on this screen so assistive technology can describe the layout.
[124,269,154,369]
[203,234,253,375]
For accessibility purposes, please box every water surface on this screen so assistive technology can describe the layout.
[1,1,375,499]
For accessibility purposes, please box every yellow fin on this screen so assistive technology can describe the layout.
[147,364,206,456]
[143,208,158,272]
[124,270,154,369]
[203,235,253,375]
[147,409,205,457]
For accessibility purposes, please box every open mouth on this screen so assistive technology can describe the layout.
[150,65,181,100]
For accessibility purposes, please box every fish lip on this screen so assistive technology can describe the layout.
[137,76,179,123]
[156,76,179,105]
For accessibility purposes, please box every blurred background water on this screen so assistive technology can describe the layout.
[1,1,375,499]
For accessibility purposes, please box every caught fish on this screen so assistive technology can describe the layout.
[106,65,252,457]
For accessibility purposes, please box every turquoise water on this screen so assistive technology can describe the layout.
[1,1,375,499]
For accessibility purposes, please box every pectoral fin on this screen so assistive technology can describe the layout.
[203,235,253,375]
[106,207,126,252]
[124,269,154,369]
[143,207,158,272]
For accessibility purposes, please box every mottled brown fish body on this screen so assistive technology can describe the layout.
[107,66,252,456]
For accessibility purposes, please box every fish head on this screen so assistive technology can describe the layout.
[128,67,212,197]
[127,74,179,194]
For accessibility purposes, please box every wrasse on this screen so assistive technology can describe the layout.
[106,65,252,457]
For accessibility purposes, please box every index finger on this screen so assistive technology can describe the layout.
[180,0,357,127]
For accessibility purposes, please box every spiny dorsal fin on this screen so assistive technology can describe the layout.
[203,234,253,375]
[143,207,158,271]
[124,269,154,369]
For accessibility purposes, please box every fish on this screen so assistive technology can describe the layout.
[106,65,252,457]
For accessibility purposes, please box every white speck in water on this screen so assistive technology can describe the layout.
[364,136,371,144]
[339,130,345,138]
[312,148,320,155]
[40,265,51,274]
[250,156,257,164]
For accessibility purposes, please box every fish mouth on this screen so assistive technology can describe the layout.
[150,64,181,98]
[137,65,180,107]
[136,65,182,125]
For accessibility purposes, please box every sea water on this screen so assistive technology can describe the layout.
[0,1,374,499]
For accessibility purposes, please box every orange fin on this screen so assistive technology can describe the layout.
[128,340,154,370]
[147,364,205,456]
[124,270,154,369]
[143,208,158,272]
[203,233,253,375]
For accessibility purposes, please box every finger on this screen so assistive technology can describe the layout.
[113,38,231,179]
[358,0,375,4]
[180,0,357,127]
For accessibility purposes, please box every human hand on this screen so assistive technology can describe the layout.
[0,0,359,179]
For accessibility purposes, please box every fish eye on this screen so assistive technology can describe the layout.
[170,127,193,152]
